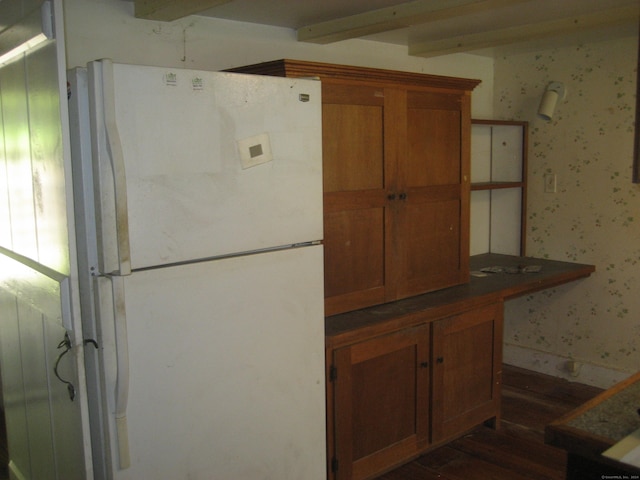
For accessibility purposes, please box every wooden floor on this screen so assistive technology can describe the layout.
[0,364,603,480]
[376,364,603,480]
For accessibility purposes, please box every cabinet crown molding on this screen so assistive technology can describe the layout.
[227,59,482,92]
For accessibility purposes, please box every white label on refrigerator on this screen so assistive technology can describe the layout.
[192,77,204,90]
[237,133,273,169]
[164,72,177,86]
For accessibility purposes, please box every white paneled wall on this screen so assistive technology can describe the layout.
[1,0,91,477]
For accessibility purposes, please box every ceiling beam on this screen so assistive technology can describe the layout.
[409,4,639,57]
[134,0,232,21]
[297,0,531,44]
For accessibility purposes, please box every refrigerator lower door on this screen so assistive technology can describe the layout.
[96,245,326,480]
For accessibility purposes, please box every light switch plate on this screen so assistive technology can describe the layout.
[544,173,557,193]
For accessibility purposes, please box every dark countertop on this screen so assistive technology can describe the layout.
[326,253,595,347]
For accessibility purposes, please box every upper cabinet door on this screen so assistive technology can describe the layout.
[322,83,390,315]
[393,89,471,300]
[322,82,472,315]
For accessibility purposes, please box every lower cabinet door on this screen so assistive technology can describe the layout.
[431,302,503,443]
[330,325,430,480]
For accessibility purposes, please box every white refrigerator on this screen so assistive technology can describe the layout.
[67,59,326,480]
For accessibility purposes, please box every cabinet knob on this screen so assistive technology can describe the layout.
[387,193,396,200]
[436,357,444,364]
[399,193,407,200]
[419,361,429,368]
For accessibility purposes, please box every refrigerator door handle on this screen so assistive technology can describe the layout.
[96,59,132,276]
[111,275,131,469]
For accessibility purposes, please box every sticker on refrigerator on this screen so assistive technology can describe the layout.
[164,72,177,86]
[192,77,204,90]
[237,133,273,169]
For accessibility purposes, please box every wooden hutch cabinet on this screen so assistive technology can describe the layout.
[228,60,480,316]
[229,60,596,480]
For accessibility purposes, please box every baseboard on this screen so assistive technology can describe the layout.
[503,343,631,389]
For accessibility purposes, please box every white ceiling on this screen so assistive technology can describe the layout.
[192,0,639,57]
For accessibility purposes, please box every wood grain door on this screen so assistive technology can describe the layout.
[431,302,503,443]
[322,82,392,316]
[393,89,471,300]
[331,325,430,480]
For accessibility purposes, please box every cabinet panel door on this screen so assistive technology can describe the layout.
[431,302,503,443]
[406,95,461,187]
[393,90,470,299]
[323,207,385,312]
[322,84,391,315]
[332,325,430,480]
[323,103,383,192]
[394,191,463,298]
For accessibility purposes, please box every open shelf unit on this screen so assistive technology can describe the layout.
[470,119,528,256]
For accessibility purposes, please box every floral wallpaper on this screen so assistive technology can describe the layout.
[493,33,640,386]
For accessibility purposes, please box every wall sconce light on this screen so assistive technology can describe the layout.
[537,82,566,121]
[0,1,53,66]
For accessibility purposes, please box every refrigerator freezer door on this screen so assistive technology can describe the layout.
[97,245,326,479]
[89,60,323,271]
